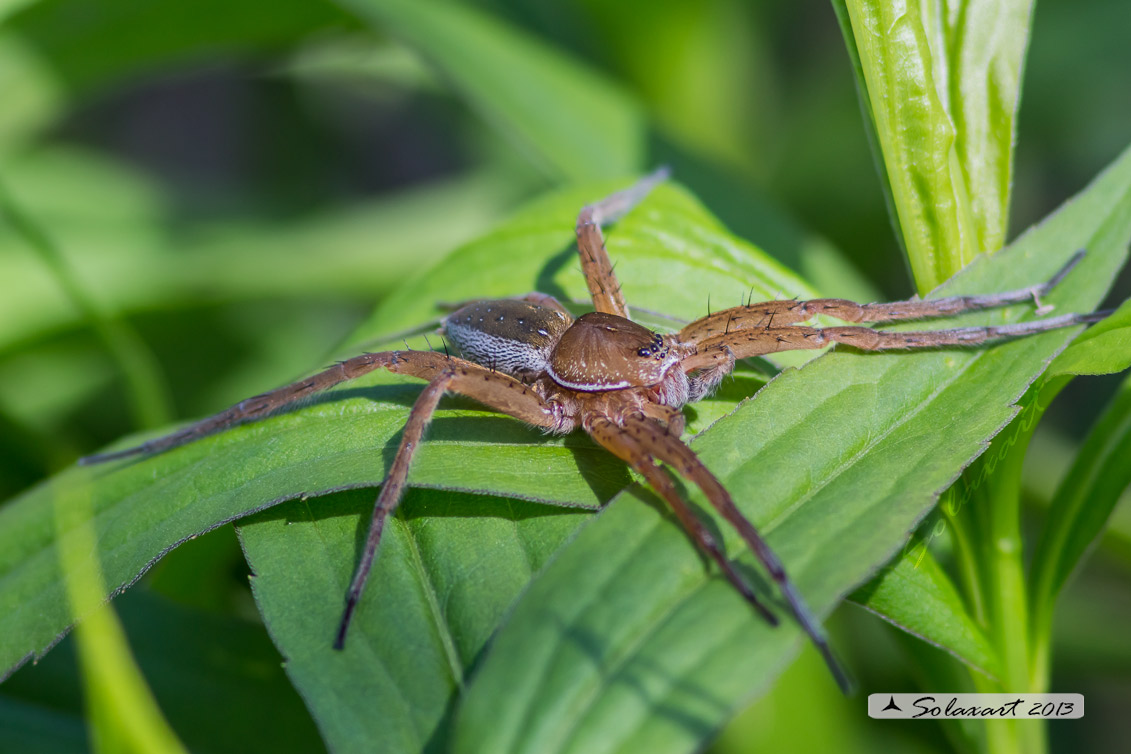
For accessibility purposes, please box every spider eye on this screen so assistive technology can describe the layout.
[637,347,651,357]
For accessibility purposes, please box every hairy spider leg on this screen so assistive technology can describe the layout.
[335,373,446,650]
[629,414,853,692]
[576,167,669,318]
[79,348,566,650]
[325,352,562,649]
[80,350,558,465]
[679,249,1086,345]
[587,416,778,626]
[79,352,402,464]
[683,310,1108,371]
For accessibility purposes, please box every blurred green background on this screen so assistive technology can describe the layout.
[0,0,1128,752]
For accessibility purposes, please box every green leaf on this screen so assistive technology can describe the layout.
[348,180,819,368]
[2,587,325,754]
[839,0,1035,292]
[450,144,1131,754]
[336,0,645,181]
[1029,372,1131,668]
[9,0,356,97]
[851,545,998,677]
[0,175,808,689]
[222,181,822,753]
[0,388,625,684]
[0,150,514,355]
[237,489,587,754]
[1046,297,1131,378]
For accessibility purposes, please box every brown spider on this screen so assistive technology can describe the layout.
[81,168,1105,692]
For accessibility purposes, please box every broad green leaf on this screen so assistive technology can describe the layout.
[223,180,823,753]
[1029,372,1131,672]
[451,144,1131,754]
[0,395,624,682]
[238,489,587,754]
[839,0,1034,292]
[1046,297,1131,378]
[336,0,645,181]
[0,175,811,688]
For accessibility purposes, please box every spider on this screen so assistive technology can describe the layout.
[81,168,1105,693]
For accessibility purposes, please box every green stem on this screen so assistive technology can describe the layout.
[942,485,987,623]
[0,179,172,430]
[968,390,1052,754]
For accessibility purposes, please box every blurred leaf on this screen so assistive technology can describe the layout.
[449,145,1130,754]
[1046,297,1131,378]
[284,34,441,95]
[0,173,172,430]
[2,588,324,754]
[851,545,998,677]
[838,0,1035,292]
[0,696,87,754]
[119,591,325,754]
[576,0,772,178]
[51,475,186,754]
[9,0,356,97]
[1029,372,1131,663]
[0,150,511,354]
[337,0,645,181]
[0,33,62,152]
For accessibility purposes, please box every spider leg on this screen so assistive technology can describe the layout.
[80,351,560,462]
[679,250,1087,345]
[335,372,449,649]
[638,401,687,436]
[682,310,1108,370]
[605,414,853,693]
[576,167,669,318]
[586,416,778,627]
[79,351,403,464]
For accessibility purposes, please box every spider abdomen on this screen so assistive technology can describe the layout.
[547,311,683,392]
[443,299,572,378]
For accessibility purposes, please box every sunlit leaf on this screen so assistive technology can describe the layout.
[0,176,809,693]
[450,144,1131,754]
[1046,297,1131,378]
[837,0,1034,292]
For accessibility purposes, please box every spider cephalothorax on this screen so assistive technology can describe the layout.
[81,168,1106,692]
[444,303,697,435]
